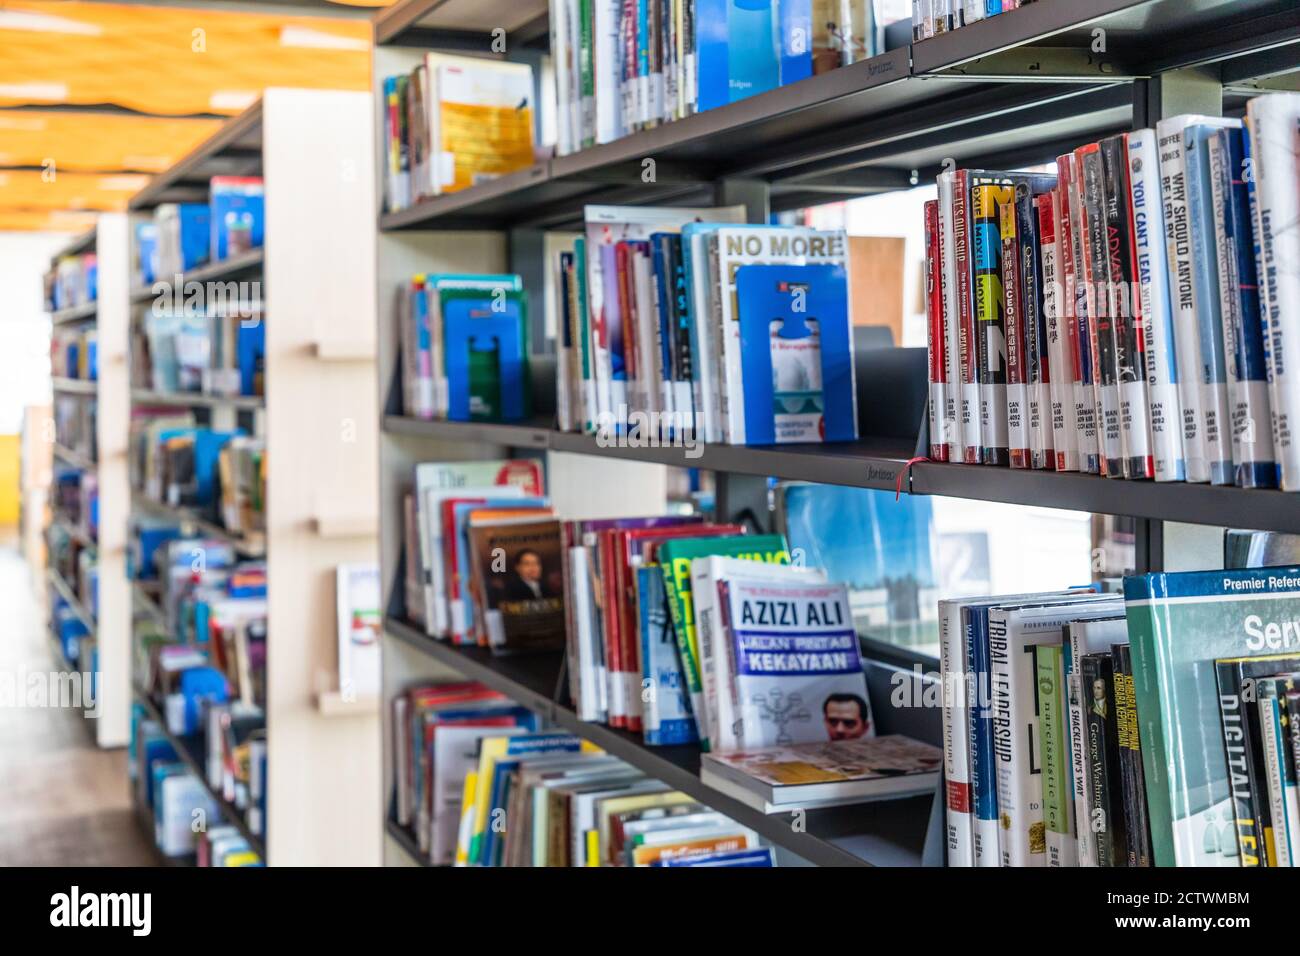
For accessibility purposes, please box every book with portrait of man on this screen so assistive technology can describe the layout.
[468,516,567,655]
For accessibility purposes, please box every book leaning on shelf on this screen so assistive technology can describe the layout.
[925,91,1300,492]
[554,207,860,445]
[396,273,531,423]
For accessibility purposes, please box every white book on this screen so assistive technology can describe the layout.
[567,546,606,722]
[1246,93,1300,491]
[937,172,962,461]
[335,563,381,701]
[938,598,974,866]
[1156,114,1234,483]
[593,0,623,145]
[711,226,849,444]
[989,597,1122,867]
[1126,128,1185,481]
[961,0,985,26]
[632,245,661,423]
[1066,616,1128,867]
[691,555,825,752]
[393,697,412,826]
[1041,188,1079,471]
[550,0,572,157]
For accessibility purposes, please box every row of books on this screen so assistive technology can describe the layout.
[135,309,265,400]
[135,176,264,286]
[941,564,1300,867]
[399,458,944,812]
[54,394,96,462]
[550,0,899,157]
[129,413,264,538]
[381,55,536,214]
[396,273,531,422]
[392,682,776,866]
[52,326,97,382]
[910,0,1028,40]
[52,465,97,545]
[130,704,264,864]
[555,207,860,444]
[45,249,97,312]
[923,92,1300,492]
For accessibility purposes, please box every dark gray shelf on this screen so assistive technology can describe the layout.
[130,101,262,210]
[384,615,927,867]
[129,246,265,303]
[382,416,1300,529]
[385,817,433,867]
[50,301,98,326]
[383,414,552,449]
[133,686,266,860]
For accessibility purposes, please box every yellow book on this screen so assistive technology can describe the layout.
[594,791,696,866]
[453,771,477,866]
[585,829,600,868]
[221,851,261,867]
[468,734,599,865]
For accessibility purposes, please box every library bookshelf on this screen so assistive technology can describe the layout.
[125,89,382,865]
[46,216,133,749]
[372,0,1300,866]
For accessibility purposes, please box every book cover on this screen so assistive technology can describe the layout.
[718,576,871,750]
[734,262,856,445]
[1079,651,1126,866]
[1123,565,1300,866]
[469,517,566,655]
[637,565,698,745]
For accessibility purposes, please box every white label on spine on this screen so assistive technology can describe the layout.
[1007,383,1029,459]
[961,383,981,461]
[1121,379,1153,473]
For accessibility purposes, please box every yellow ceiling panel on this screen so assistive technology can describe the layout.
[0,111,223,172]
[0,208,97,232]
[0,169,148,211]
[0,2,372,116]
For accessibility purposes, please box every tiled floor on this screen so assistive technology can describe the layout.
[0,534,155,865]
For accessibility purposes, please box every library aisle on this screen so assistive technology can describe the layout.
[0,535,152,866]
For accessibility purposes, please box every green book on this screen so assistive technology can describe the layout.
[1037,642,1072,865]
[658,533,788,751]
[1124,566,1300,867]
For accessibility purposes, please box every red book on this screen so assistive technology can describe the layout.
[924,199,949,461]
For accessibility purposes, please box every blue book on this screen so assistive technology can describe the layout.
[237,320,264,398]
[638,566,699,746]
[965,602,999,864]
[735,262,855,444]
[210,178,264,261]
[441,291,529,422]
[156,428,244,506]
[777,0,812,86]
[1185,123,1237,485]
[1240,127,1283,488]
[1212,126,1277,488]
[657,847,775,866]
[695,0,731,111]
[729,0,779,103]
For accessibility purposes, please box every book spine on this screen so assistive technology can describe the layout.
[1066,666,1098,865]
[1041,191,1079,471]
[1157,118,1211,481]
[1038,645,1075,865]
[1021,188,1053,470]
[1214,659,1263,865]
[1061,153,1102,473]
[1076,144,1125,478]
[989,609,1045,866]
[954,169,983,463]
[1245,96,1300,491]
[1284,687,1300,858]
[1257,681,1294,867]
[1080,653,1124,866]
[938,173,963,462]
[1185,124,1237,485]
[939,602,974,866]
[1112,644,1152,866]
[1126,128,1185,481]
[1209,128,1277,488]
[599,530,626,727]
[973,182,1012,465]
[925,199,949,461]
[1000,200,1030,468]
[966,607,999,864]
[1104,135,1155,480]
[1243,117,1283,488]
